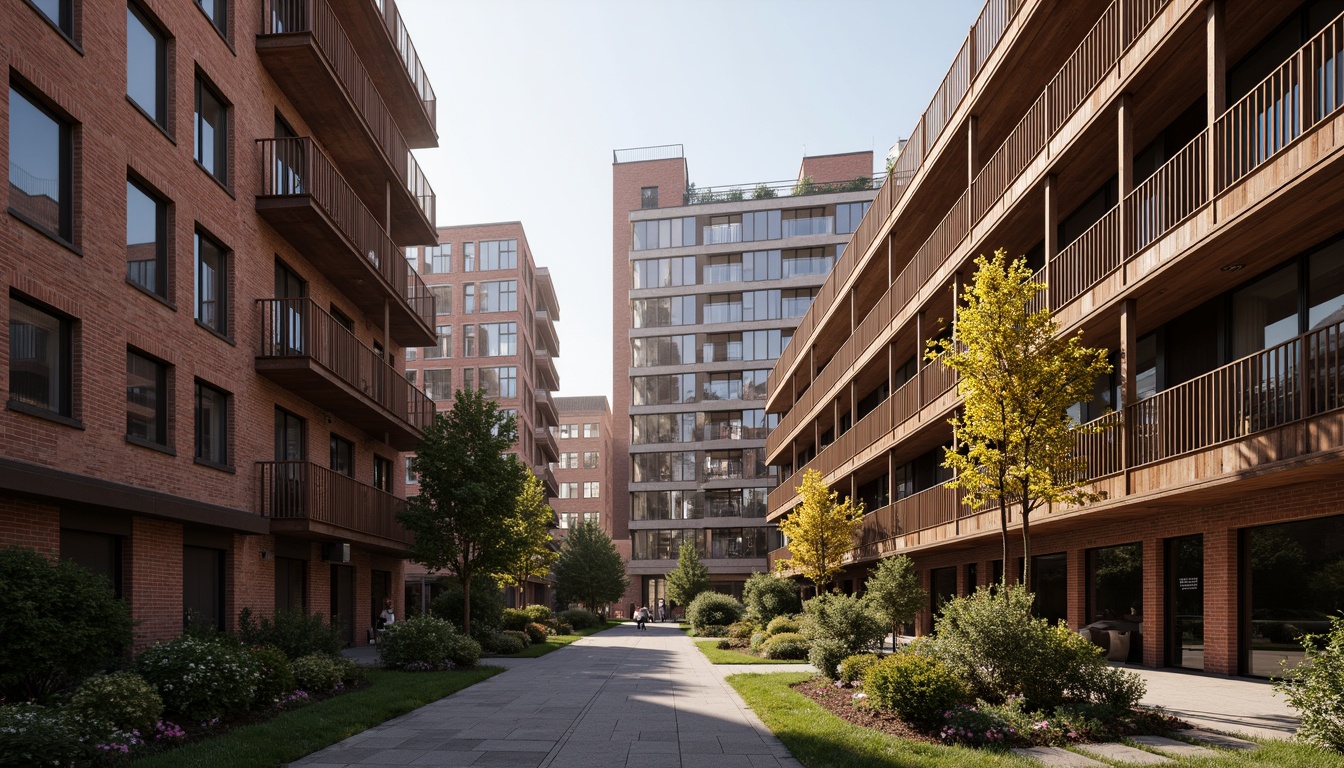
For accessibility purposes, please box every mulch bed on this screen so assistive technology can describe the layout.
[791,678,938,744]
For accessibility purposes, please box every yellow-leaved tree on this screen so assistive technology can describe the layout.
[495,469,559,608]
[776,469,864,594]
[929,250,1112,589]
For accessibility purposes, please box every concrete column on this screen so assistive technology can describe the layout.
[1117,93,1134,267]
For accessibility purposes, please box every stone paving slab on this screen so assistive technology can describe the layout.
[1011,746,1106,766]
[1075,742,1173,764]
[1181,728,1261,750]
[1130,734,1219,758]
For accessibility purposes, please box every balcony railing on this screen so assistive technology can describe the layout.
[258,460,412,546]
[257,298,434,433]
[259,0,435,227]
[257,137,435,333]
[780,216,834,238]
[703,223,742,245]
[703,424,771,442]
[683,175,885,206]
[371,0,436,129]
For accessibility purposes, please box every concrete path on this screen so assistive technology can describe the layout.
[1123,665,1298,740]
[304,622,802,767]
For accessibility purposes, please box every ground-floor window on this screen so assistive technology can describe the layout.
[1086,543,1142,624]
[1166,534,1204,670]
[184,545,225,630]
[1243,514,1344,677]
[1030,552,1068,625]
[275,556,306,611]
[930,567,957,621]
[61,529,121,598]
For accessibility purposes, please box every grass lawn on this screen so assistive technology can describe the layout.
[726,672,1344,768]
[697,639,808,665]
[494,620,620,659]
[131,666,502,768]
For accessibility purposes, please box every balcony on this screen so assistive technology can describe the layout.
[534,348,559,390]
[258,461,413,554]
[257,0,436,243]
[535,425,559,463]
[780,216,834,238]
[534,463,559,497]
[323,0,436,146]
[535,387,557,426]
[535,309,560,358]
[256,137,435,347]
[703,222,742,245]
[256,299,434,450]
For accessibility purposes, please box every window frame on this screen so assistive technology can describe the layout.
[8,84,74,244]
[23,0,75,42]
[193,379,231,470]
[126,176,169,299]
[126,3,169,130]
[193,228,229,337]
[194,0,229,42]
[329,433,355,477]
[7,294,75,421]
[193,73,229,186]
[126,348,169,449]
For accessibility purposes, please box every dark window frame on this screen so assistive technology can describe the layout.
[373,454,392,492]
[126,176,169,298]
[194,0,229,42]
[126,2,169,130]
[23,0,75,42]
[7,293,75,420]
[126,348,170,449]
[329,433,355,477]
[8,83,74,244]
[193,379,231,469]
[193,73,229,186]
[193,228,229,337]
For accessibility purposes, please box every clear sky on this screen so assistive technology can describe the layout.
[399,0,984,401]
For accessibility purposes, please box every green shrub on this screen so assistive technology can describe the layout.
[558,608,601,630]
[290,653,343,692]
[501,608,530,632]
[749,632,768,653]
[743,572,802,624]
[1275,614,1344,751]
[809,638,849,679]
[487,633,527,655]
[501,629,531,648]
[555,621,574,635]
[65,671,162,733]
[727,620,757,640]
[135,635,261,721]
[864,654,968,725]
[237,608,342,660]
[0,704,95,767]
[524,622,550,644]
[800,593,886,678]
[247,645,296,705]
[762,632,810,660]
[522,605,552,625]
[928,585,1145,710]
[378,615,480,670]
[0,547,134,702]
[696,624,729,638]
[332,654,366,687]
[716,639,734,650]
[687,591,745,631]
[430,575,506,641]
[838,653,879,686]
[765,616,800,636]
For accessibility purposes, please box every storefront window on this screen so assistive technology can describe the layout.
[1244,515,1344,677]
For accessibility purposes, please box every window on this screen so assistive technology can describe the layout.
[404,456,418,484]
[194,230,228,335]
[558,482,578,499]
[462,367,474,391]
[463,242,475,272]
[193,381,228,466]
[583,512,600,526]
[329,434,354,476]
[429,286,452,315]
[479,366,516,398]
[836,201,871,235]
[558,423,579,439]
[424,369,452,400]
[9,296,72,417]
[405,347,417,361]
[463,325,475,357]
[632,217,696,250]
[633,256,696,289]
[632,295,696,328]
[463,284,475,314]
[426,325,451,358]
[127,5,167,128]
[631,334,696,367]
[405,247,418,273]
[126,179,167,297]
[582,481,600,499]
[558,452,579,469]
[477,239,518,271]
[183,546,224,630]
[584,423,599,438]
[557,512,579,529]
[479,322,516,356]
[194,76,228,184]
[196,0,227,36]
[641,186,658,208]
[8,86,72,240]
[126,350,167,446]
[30,0,72,35]
[405,369,417,386]
[632,373,697,405]
[425,244,451,273]
[479,280,517,312]
[583,451,599,469]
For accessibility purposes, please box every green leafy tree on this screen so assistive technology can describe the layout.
[929,250,1112,588]
[496,469,559,608]
[742,571,802,624]
[776,469,864,593]
[665,541,711,608]
[398,388,527,634]
[554,520,629,614]
[864,555,925,651]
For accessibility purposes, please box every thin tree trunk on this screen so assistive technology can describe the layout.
[462,574,472,636]
[1021,501,1032,592]
[999,500,1010,598]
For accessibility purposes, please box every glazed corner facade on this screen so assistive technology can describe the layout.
[764,0,1344,677]
[1,0,439,648]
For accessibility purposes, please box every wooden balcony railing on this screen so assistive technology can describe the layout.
[258,460,412,545]
[257,137,435,331]
[257,298,434,432]
[1052,205,1120,308]
[260,0,435,225]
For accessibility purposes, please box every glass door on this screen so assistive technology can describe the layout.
[1166,535,1204,670]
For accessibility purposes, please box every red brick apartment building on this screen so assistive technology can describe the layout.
[612,146,879,611]
[402,222,561,608]
[1,0,440,647]
[551,396,612,540]
[764,0,1344,677]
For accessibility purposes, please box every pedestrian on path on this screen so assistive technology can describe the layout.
[657,598,667,623]
[636,606,648,630]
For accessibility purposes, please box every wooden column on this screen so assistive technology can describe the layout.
[1206,0,1225,206]
[1119,298,1138,489]
[1044,174,1058,306]
[887,236,894,284]
[1117,93,1134,271]
[915,312,926,404]
[967,115,978,230]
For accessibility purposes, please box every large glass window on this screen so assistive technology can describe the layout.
[194,76,228,184]
[708,528,775,559]
[632,217,696,251]
[463,242,475,271]
[463,325,475,357]
[479,366,516,398]
[478,239,517,271]
[632,373,696,405]
[196,0,227,36]
[782,248,834,277]
[836,201,871,234]
[1308,240,1344,331]
[30,0,72,35]
[633,256,696,289]
[632,413,696,444]
[127,5,167,128]
[424,369,452,400]
[479,280,517,312]
[424,244,451,274]
[931,567,958,618]
[633,296,696,328]
[8,86,72,239]
[126,350,167,446]
[463,284,475,314]
[1244,515,1344,677]
[632,529,703,560]
[429,286,452,315]
[1087,543,1143,625]
[582,481,600,498]
[583,451,599,469]
[9,297,72,416]
[126,179,167,296]
[479,322,516,356]
[631,335,695,367]
[194,381,228,466]
[426,325,451,358]
[329,434,354,476]
[1030,552,1068,626]
[1231,263,1299,358]
[632,452,697,483]
[194,230,228,335]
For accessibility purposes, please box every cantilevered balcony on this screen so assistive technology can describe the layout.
[258,461,412,554]
[535,386,557,426]
[258,0,436,243]
[535,424,559,463]
[325,0,436,146]
[534,347,559,391]
[256,137,435,347]
[534,463,559,497]
[535,309,560,359]
[256,298,434,450]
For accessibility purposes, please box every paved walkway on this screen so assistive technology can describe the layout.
[1123,665,1297,740]
[309,622,802,767]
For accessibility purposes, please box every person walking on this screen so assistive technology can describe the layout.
[636,606,647,630]
[657,599,667,623]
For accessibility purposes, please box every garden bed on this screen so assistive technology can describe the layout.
[696,639,810,665]
[488,621,619,658]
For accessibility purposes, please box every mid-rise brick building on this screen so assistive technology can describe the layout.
[765,0,1344,678]
[611,145,880,611]
[2,0,439,646]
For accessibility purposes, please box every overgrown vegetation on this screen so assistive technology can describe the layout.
[1275,614,1344,752]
